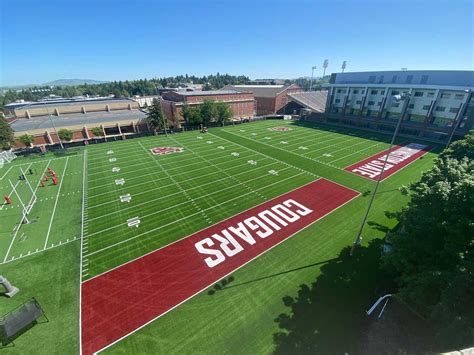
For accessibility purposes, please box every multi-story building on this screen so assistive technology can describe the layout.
[160,90,255,124]
[320,70,473,142]
[223,84,301,115]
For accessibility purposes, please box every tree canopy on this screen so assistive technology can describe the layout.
[383,131,474,348]
[180,100,233,126]
[57,128,73,141]
[146,99,167,132]
[0,117,14,150]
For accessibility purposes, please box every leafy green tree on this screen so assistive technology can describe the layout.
[91,127,103,137]
[200,100,216,126]
[215,101,233,126]
[146,99,168,134]
[0,117,14,150]
[57,128,73,141]
[19,134,35,147]
[383,130,474,348]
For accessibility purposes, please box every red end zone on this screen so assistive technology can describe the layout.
[344,143,431,181]
[81,179,359,354]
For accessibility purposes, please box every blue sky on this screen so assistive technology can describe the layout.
[1,0,473,86]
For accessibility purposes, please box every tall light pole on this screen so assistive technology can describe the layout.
[341,61,347,73]
[322,59,329,78]
[446,89,471,148]
[350,90,412,256]
[309,66,317,91]
[46,108,64,150]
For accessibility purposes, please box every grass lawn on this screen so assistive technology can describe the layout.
[0,119,439,354]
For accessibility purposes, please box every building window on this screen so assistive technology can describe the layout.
[435,106,446,112]
[380,90,385,95]
[441,93,451,99]
[414,91,424,97]
[378,75,384,84]
[369,76,376,83]
[391,75,397,83]
[449,107,459,113]
[368,101,375,106]
[454,93,464,100]
[335,99,340,103]
[361,90,365,94]
[391,102,400,108]
[420,75,428,84]
[408,104,414,109]
[356,100,362,104]
[371,90,378,95]
[406,75,413,84]
[392,90,400,95]
[378,101,382,106]
[353,89,359,94]
[422,105,431,110]
[427,92,435,98]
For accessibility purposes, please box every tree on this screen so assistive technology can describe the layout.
[91,127,103,137]
[0,117,14,150]
[383,130,474,348]
[57,128,73,141]
[200,100,216,126]
[215,101,233,126]
[19,134,35,147]
[146,99,167,134]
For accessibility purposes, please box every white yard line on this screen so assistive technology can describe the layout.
[330,141,387,163]
[2,160,51,263]
[43,157,70,249]
[0,163,33,211]
[84,171,304,258]
[0,165,13,180]
[87,161,277,220]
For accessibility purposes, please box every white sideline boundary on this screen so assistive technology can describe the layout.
[79,150,87,355]
[93,183,361,354]
[43,157,70,248]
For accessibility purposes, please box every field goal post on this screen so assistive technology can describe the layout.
[0,298,48,347]
[0,150,17,169]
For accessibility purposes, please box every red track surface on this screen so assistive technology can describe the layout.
[344,143,431,181]
[81,179,358,354]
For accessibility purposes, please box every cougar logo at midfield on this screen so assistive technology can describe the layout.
[150,147,184,155]
[195,199,313,268]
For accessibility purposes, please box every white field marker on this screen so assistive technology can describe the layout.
[206,141,213,144]
[247,160,257,166]
[112,167,120,173]
[264,137,271,140]
[197,136,203,140]
[120,194,132,203]
[217,146,225,150]
[109,157,117,163]
[127,217,140,228]
[107,150,114,155]
[231,152,240,157]
[280,141,288,144]
[251,133,257,136]
[298,146,309,150]
[115,178,125,186]
[323,153,333,157]
[268,169,279,176]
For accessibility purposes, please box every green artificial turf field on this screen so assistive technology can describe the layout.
[0,119,440,354]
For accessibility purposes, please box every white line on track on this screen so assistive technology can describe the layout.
[79,149,87,355]
[43,157,70,249]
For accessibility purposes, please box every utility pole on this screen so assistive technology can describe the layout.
[350,90,412,256]
[47,108,64,150]
[446,89,471,147]
[309,66,317,91]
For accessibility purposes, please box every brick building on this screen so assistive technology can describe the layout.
[223,84,301,115]
[160,90,255,124]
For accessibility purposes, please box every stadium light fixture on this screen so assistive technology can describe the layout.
[309,66,317,91]
[350,91,412,256]
[341,61,347,73]
[323,59,329,77]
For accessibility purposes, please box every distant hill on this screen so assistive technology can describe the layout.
[42,79,108,86]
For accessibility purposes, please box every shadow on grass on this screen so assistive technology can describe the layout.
[272,239,391,354]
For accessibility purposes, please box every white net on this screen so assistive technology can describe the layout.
[0,150,17,168]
